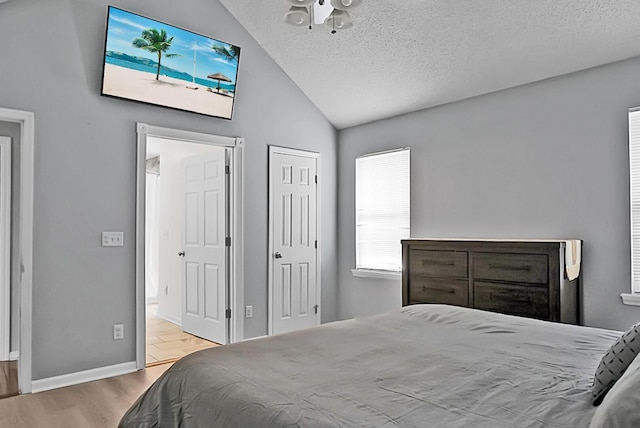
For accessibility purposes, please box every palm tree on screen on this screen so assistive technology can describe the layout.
[212,43,239,63]
[132,29,180,80]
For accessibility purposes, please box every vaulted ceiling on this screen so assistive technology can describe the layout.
[219,1,640,129]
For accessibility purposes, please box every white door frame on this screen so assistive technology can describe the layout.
[0,137,11,361]
[0,107,35,393]
[267,146,321,336]
[135,123,244,370]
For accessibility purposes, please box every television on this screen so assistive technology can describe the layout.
[101,6,241,120]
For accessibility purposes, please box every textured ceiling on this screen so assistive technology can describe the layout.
[218,0,640,129]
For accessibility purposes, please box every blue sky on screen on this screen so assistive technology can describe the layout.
[105,7,239,84]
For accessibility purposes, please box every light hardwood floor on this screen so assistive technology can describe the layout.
[0,306,218,425]
[0,363,171,428]
[146,303,219,365]
[0,360,18,399]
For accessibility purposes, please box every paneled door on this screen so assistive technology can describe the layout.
[180,149,228,344]
[269,147,320,335]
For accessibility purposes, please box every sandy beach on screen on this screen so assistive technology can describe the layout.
[102,63,234,118]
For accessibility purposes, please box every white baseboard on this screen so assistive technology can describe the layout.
[31,361,137,393]
[157,311,181,326]
[9,350,19,360]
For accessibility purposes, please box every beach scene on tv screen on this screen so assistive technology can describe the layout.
[102,7,239,119]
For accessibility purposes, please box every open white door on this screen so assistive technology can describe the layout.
[180,149,228,344]
[0,137,10,360]
[269,147,320,335]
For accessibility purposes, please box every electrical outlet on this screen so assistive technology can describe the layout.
[113,323,124,340]
[245,305,253,318]
[102,231,124,247]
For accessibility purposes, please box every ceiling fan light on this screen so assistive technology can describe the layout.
[324,9,353,30]
[286,0,316,5]
[284,6,311,27]
[313,0,334,25]
[330,0,362,11]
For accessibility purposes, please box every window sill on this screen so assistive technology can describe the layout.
[351,269,402,280]
[621,293,640,306]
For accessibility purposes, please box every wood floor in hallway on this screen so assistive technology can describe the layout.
[0,360,18,399]
[146,303,219,365]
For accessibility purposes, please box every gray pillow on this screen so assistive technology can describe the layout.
[592,322,640,405]
[589,352,640,427]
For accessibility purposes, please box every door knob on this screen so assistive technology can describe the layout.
[178,251,185,257]
[274,252,282,259]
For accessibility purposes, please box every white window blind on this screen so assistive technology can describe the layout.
[355,148,410,271]
[629,109,640,293]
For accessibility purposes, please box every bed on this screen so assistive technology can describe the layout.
[119,304,638,427]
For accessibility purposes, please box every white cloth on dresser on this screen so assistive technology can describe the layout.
[565,239,581,280]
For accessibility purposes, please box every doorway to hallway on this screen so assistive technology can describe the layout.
[144,137,226,366]
[135,123,245,370]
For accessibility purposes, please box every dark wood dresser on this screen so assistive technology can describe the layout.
[401,239,581,324]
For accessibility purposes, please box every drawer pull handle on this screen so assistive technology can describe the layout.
[489,292,532,303]
[423,286,455,294]
[488,263,531,272]
[424,261,456,266]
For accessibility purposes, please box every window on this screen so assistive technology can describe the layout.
[355,148,410,272]
[630,109,640,293]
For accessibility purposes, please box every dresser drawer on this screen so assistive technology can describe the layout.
[409,250,468,278]
[473,281,549,319]
[409,277,469,306]
[473,253,548,284]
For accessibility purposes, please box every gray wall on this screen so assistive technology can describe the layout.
[0,121,21,354]
[338,56,640,331]
[0,0,337,380]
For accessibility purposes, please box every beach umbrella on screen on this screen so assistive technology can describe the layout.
[207,73,232,93]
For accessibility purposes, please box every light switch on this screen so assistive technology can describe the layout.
[102,231,124,247]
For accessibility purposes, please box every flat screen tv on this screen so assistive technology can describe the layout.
[101,6,240,120]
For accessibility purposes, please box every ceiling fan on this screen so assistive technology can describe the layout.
[284,0,363,33]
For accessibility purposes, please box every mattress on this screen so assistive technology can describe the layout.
[120,304,620,427]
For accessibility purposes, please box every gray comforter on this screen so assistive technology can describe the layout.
[120,304,620,427]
